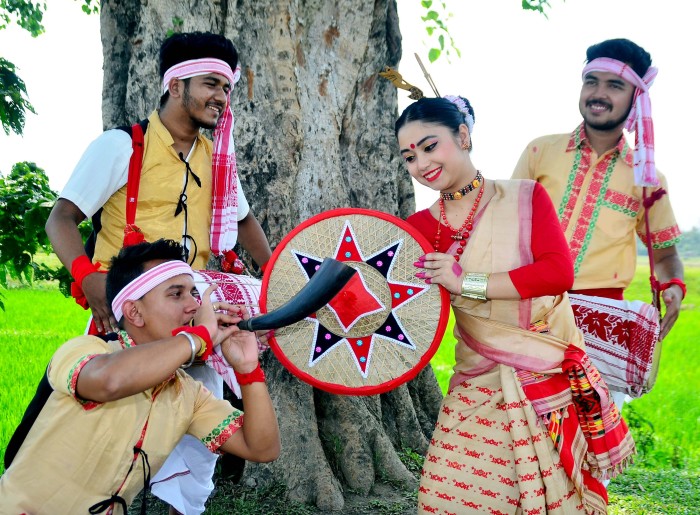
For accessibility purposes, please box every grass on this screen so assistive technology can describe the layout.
[1,262,698,512]
[0,285,87,469]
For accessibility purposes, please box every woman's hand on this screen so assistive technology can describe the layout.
[414,252,464,295]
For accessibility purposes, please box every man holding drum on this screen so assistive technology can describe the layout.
[512,38,685,405]
[0,239,280,514]
[44,31,271,514]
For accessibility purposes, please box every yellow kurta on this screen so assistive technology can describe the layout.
[512,123,680,290]
[0,336,242,514]
[93,111,214,270]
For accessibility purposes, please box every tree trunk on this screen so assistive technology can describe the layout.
[101,0,441,510]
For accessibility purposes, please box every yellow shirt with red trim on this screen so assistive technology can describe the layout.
[93,111,215,270]
[0,335,242,514]
[512,123,680,290]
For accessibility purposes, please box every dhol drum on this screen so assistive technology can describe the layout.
[569,294,661,398]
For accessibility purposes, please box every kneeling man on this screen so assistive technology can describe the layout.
[0,239,280,514]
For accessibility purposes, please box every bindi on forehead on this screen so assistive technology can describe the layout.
[410,143,415,149]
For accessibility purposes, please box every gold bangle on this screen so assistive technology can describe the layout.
[194,335,207,358]
[461,272,489,300]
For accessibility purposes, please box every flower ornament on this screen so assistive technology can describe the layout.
[443,94,475,134]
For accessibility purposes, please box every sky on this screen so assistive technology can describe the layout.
[1,0,698,230]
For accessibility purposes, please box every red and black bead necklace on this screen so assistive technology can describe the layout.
[439,170,483,201]
[434,178,485,261]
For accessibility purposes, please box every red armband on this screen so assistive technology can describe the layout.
[172,325,214,361]
[234,363,265,385]
[660,278,686,300]
[70,255,102,288]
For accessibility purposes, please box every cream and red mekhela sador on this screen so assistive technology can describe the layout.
[407,180,635,514]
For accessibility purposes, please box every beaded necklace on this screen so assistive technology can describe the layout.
[117,329,136,349]
[439,170,483,201]
[435,182,485,262]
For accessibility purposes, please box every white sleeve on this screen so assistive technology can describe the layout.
[236,174,250,221]
[60,130,133,218]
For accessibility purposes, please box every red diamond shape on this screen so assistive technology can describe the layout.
[326,272,384,331]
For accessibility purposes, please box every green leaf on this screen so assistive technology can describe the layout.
[79,0,99,15]
[421,0,432,7]
[424,10,439,20]
[438,34,444,50]
[0,0,46,37]
[0,161,57,285]
[428,48,441,63]
[522,0,550,15]
[0,57,36,136]
[425,26,434,36]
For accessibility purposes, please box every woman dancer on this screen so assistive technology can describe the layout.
[397,96,634,514]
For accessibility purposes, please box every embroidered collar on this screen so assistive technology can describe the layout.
[117,329,136,349]
[566,122,633,167]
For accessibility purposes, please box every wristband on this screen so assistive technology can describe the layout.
[179,332,198,369]
[172,325,213,361]
[660,278,686,300]
[460,272,489,300]
[71,255,102,288]
[234,363,266,385]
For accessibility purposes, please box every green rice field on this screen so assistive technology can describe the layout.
[1,261,698,513]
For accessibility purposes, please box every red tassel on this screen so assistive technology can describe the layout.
[123,224,146,247]
[222,249,245,274]
[70,282,90,310]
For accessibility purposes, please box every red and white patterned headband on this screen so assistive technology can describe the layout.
[582,57,659,186]
[112,260,194,322]
[162,58,240,93]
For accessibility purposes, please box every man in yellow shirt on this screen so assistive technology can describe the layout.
[0,239,280,514]
[512,39,685,398]
[43,32,272,515]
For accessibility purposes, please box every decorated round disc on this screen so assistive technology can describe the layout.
[262,208,450,395]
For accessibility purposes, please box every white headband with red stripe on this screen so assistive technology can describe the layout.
[112,260,194,322]
[582,57,659,186]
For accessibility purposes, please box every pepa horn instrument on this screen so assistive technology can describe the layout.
[236,258,356,332]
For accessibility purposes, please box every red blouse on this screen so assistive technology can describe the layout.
[406,182,574,299]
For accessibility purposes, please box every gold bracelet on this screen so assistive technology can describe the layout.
[194,335,207,358]
[460,272,489,300]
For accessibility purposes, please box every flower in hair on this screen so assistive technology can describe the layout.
[443,94,474,133]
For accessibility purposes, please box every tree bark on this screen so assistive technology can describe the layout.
[101,0,441,510]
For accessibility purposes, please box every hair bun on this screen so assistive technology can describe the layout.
[443,95,475,133]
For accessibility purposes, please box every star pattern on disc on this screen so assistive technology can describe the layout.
[290,221,428,377]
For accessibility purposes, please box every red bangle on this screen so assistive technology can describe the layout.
[71,255,101,287]
[172,325,213,361]
[660,278,687,300]
[234,363,265,385]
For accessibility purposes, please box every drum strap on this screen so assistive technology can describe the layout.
[83,119,149,259]
[125,122,145,227]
